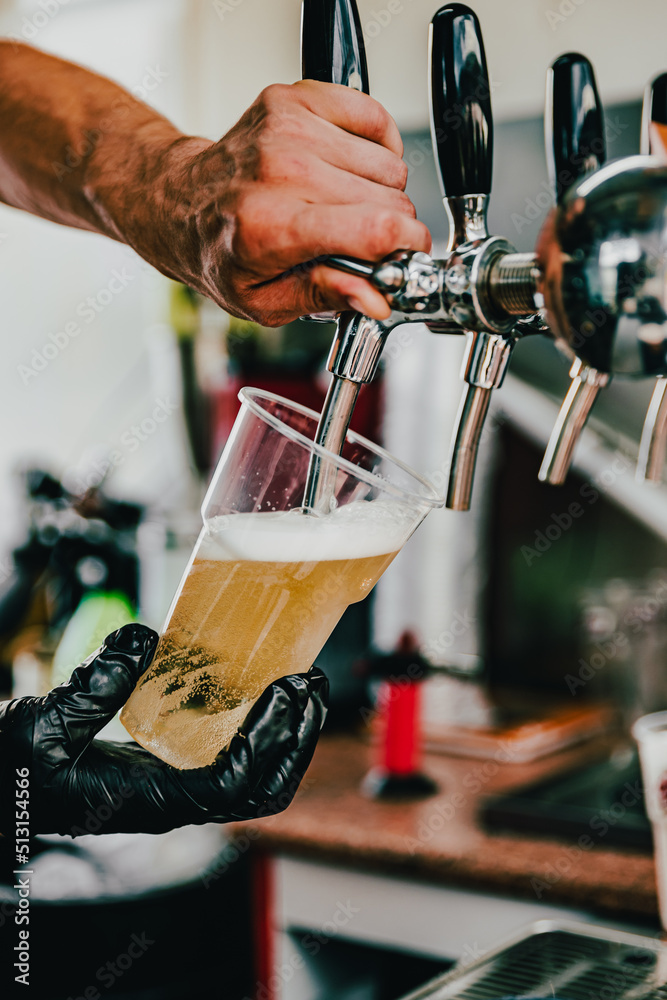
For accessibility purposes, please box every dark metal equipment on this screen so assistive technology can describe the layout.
[400,922,667,1000]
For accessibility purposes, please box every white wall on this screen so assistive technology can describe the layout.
[185,0,667,136]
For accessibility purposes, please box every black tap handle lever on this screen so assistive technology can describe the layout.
[641,72,667,154]
[301,0,369,93]
[546,52,605,202]
[429,3,493,199]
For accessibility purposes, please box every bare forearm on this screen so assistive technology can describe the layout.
[0,41,204,242]
[0,42,431,324]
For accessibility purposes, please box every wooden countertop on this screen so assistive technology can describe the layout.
[234,732,659,922]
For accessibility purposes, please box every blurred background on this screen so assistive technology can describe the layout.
[2,1,667,999]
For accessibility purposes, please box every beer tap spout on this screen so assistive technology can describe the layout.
[447,331,514,510]
[637,377,667,484]
[538,360,609,485]
[429,4,503,511]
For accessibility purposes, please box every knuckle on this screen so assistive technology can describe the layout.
[362,96,392,142]
[377,153,408,190]
[395,158,409,189]
[256,92,302,146]
[258,82,290,111]
[393,189,416,217]
[291,79,314,99]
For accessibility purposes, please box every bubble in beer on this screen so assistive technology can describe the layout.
[121,501,416,769]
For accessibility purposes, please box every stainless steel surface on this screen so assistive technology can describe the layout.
[322,150,667,502]
[321,242,535,335]
[638,377,667,483]
[375,250,443,315]
[533,51,609,485]
[488,252,540,316]
[324,310,391,384]
[303,3,667,511]
[538,156,667,378]
[460,330,514,391]
[538,359,609,485]
[444,194,490,246]
[401,921,667,1000]
[324,256,375,279]
[304,375,360,512]
[446,383,492,511]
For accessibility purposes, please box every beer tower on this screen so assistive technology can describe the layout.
[301,0,667,510]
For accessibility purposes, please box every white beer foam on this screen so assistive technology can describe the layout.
[199,500,418,562]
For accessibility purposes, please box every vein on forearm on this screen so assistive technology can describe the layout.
[0,40,183,242]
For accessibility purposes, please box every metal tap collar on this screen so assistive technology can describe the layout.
[444,193,490,246]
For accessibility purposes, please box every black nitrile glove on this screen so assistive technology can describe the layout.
[0,624,328,838]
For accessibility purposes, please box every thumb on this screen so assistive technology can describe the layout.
[45,623,158,757]
[214,668,328,819]
[250,666,328,814]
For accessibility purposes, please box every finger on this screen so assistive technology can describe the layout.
[45,624,158,756]
[283,115,409,190]
[236,198,431,279]
[162,674,308,823]
[208,673,317,796]
[253,667,328,813]
[309,266,394,319]
[260,149,415,216]
[135,670,328,828]
[237,672,312,795]
[292,80,404,157]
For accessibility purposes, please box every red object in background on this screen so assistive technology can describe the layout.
[211,371,384,464]
[252,852,275,1000]
[380,678,420,775]
[362,632,438,800]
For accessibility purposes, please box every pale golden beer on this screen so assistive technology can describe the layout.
[121,501,408,768]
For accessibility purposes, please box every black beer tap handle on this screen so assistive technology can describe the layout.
[546,53,605,202]
[429,3,493,198]
[301,0,369,93]
[641,72,667,154]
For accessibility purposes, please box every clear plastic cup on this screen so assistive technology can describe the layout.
[632,711,667,928]
[121,388,442,769]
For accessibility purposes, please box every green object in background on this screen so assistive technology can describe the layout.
[169,281,201,341]
[51,591,136,689]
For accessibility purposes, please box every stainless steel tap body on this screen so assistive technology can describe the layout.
[539,155,667,378]
[327,156,667,387]
[325,241,537,384]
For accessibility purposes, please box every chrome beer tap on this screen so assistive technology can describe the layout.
[303,2,544,511]
[426,4,532,511]
[300,0,375,510]
[537,53,608,485]
[636,73,667,484]
[302,0,667,509]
